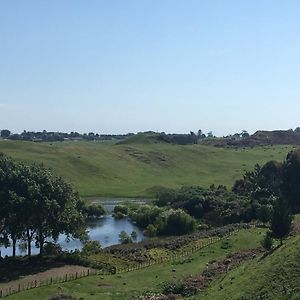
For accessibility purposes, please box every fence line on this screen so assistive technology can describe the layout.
[0,228,244,298]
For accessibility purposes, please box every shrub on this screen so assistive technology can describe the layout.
[161,280,195,296]
[44,243,63,256]
[119,231,133,244]
[81,240,102,255]
[146,224,157,237]
[113,205,128,219]
[85,204,106,218]
[156,209,196,236]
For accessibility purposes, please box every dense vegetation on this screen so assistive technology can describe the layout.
[0,154,87,256]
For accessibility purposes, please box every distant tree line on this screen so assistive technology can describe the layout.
[0,129,135,142]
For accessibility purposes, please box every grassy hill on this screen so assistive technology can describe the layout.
[0,140,297,197]
[198,234,300,300]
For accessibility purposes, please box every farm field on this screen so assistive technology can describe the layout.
[0,140,296,197]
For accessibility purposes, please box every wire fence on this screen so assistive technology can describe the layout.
[0,228,243,298]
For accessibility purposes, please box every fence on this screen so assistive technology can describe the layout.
[0,228,241,298]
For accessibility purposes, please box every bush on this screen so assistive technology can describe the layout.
[146,224,157,237]
[157,209,196,236]
[119,231,133,244]
[113,205,128,219]
[81,240,101,255]
[44,243,63,256]
[85,204,106,218]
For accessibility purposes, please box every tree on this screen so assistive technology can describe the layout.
[0,129,11,138]
[82,240,101,255]
[261,231,273,251]
[271,198,292,245]
[281,150,300,213]
[0,154,87,256]
[241,130,250,138]
[85,204,106,219]
[257,204,273,223]
[118,231,133,244]
[130,230,137,241]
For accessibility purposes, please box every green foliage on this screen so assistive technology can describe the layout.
[257,204,273,223]
[85,204,106,218]
[81,240,102,255]
[156,209,196,236]
[146,224,157,237]
[282,149,300,213]
[0,153,86,256]
[118,231,133,244]
[43,243,63,256]
[261,231,273,251]
[271,198,293,245]
[130,230,137,241]
[233,149,300,214]
[113,205,128,219]
[163,185,255,225]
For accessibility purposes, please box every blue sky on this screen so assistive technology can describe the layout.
[1,1,300,135]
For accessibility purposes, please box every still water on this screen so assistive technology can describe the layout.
[0,199,145,257]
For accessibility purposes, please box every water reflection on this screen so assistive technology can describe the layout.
[0,199,145,257]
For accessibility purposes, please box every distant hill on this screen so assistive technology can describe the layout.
[0,140,295,198]
[202,130,300,148]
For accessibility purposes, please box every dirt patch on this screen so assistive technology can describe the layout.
[139,248,264,299]
[291,221,300,235]
[184,248,263,293]
[97,283,112,288]
[0,265,93,292]
[123,148,170,166]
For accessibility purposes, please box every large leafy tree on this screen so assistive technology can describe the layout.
[0,154,86,256]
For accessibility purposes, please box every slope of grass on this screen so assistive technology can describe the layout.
[196,234,300,300]
[5,228,265,300]
[0,140,296,197]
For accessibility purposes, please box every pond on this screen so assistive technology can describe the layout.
[0,198,146,257]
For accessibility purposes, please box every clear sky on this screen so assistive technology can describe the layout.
[1,1,300,135]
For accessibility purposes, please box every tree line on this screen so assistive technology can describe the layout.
[0,129,134,142]
[0,154,87,256]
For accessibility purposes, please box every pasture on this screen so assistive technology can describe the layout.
[0,140,296,197]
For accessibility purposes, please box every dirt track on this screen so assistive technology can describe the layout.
[0,265,92,292]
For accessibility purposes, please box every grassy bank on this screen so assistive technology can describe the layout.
[196,234,300,300]
[0,140,296,197]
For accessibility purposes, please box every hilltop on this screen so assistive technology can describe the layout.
[0,139,296,197]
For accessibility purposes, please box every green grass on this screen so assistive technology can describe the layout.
[195,234,300,300]
[0,140,296,197]
[5,228,266,300]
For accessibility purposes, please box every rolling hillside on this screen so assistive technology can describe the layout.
[0,140,297,197]
[198,233,300,300]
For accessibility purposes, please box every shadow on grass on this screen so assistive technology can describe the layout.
[259,244,282,261]
[0,256,66,283]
